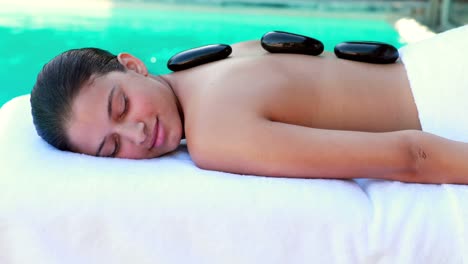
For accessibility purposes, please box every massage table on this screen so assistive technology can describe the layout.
[0,95,467,263]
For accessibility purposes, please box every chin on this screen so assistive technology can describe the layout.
[162,126,183,156]
[169,127,183,150]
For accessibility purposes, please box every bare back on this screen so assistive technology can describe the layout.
[171,41,421,134]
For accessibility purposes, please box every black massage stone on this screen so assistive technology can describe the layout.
[261,31,324,56]
[334,41,399,64]
[167,44,232,71]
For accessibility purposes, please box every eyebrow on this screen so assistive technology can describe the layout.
[95,85,117,156]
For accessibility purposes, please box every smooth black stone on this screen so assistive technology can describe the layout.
[167,44,232,71]
[334,41,399,64]
[261,31,324,56]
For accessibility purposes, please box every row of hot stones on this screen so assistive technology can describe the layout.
[167,31,400,71]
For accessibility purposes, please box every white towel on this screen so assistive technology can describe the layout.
[399,25,468,142]
[1,95,467,264]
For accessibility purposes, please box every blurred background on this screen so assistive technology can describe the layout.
[0,0,466,106]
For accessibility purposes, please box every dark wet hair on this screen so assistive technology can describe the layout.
[30,48,126,151]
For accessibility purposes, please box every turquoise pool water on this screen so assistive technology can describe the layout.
[0,3,403,107]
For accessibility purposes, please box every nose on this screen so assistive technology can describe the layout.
[114,121,147,145]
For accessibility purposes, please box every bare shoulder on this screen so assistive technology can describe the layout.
[185,98,261,168]
[181,59,271,165]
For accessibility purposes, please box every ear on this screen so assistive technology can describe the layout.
[117,53,148,76]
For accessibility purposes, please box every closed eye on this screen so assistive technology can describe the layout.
[119,93,128,119]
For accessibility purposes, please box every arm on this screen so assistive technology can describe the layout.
[191,118,468,184]
[191,118,417,182]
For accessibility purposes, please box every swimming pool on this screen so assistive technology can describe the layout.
[0,2,403,107]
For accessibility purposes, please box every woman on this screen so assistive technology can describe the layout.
[30,25,468,184]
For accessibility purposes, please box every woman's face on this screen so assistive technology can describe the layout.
[66,53,183,159]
